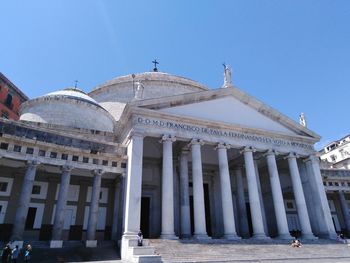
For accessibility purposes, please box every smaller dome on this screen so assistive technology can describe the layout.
[45,87,100,107]
[20,87,115,132]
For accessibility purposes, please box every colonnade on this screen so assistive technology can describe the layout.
[10,160,106,247]
[123,134,337,241]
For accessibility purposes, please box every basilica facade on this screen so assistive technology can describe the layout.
[0,70,344,261]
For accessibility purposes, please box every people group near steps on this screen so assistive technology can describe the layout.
[1,243,32,263]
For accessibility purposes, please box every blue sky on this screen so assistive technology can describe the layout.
[1,1,349,149]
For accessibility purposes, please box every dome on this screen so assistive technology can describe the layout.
[46,87,99,105]
[20,87,115,132]
[89,72,209,121]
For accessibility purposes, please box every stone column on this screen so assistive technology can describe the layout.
[51,165,73,246]
[11,160,39,241]
[123,134,144,236]
[254,160,268,235]
[190,139,209,239]
[265,150,292,239]
[216,143,240,239]
[338,191,350,236]
[304,155,337,239]
[86,169,103,246]
[179,149,191,238]
[234,167,250,238]
[160,135,177,239]
[243,147,267,239]
[111,177,121,241]
[287,153,315,239]
[122,133,144,260]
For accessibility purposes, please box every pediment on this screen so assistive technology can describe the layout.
[132,88,319,140]
[159,96,300,135]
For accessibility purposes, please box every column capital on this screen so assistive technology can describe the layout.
[303,153,319,163]
[264,149,278,157]
[128,130,145,140]
[160,134,176,143]
[27,160,40,167]
[92,169,105,176]
[240,146,255,154]
[61,165,74,173]
[215,142,231,150]
[189,138,204,146]
[285,152,299,160]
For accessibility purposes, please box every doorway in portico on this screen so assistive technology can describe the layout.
[25,207,37,229]
[141,197,150,238]
[189,183,212,236]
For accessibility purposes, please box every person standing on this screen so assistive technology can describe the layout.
[1,244,11,263]
[11,245,19,263]
[24,244,31,263]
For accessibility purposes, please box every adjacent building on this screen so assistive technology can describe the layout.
[320,135,350,169]
[0,72,28,120]
[0,69,344,262]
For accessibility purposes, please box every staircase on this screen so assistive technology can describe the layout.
[122,238,161,263]
[150,239,350,263]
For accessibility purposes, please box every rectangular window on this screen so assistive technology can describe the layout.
[50,152,57,158]
[26,147,34,154]
[13,145,21,152]
[93,159,98,165]
[5,94,13,108]
[102,160,108,166]
[1,110,9,119]
[32,185,41,195]
[83,157,89,163]
[0,182,8,192]
[61,153,68,160]
[38,150,46,157]
[72,155,79,162]
[0,143,9,150]
[330,155,337,162]
[112,162,117,167]
[121,163,127,168]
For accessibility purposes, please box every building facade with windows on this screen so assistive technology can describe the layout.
[0,70,343,262]
[320,134,350,169]
[0,72,28,120]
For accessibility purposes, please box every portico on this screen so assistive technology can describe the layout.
[119,84,336,247]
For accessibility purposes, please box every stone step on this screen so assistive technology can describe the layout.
[133,254,162,263]
[150,239,350,263]
[130,246,156,255]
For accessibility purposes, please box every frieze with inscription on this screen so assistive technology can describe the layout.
[135,117,313,150]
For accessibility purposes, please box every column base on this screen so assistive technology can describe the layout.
[252,233,270,240]
[301,233,318,240]
[224,234,241,240]
[193,233,211,240]
[160,233,179,240]
[276,234,293,240]
[86,240,97,247]
[50,240,63,248]
[181,234,192,239]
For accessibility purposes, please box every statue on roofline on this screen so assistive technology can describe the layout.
[223,63,232,87]
[299,112,307,127]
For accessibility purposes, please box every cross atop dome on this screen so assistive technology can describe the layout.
[152,59,159,72]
